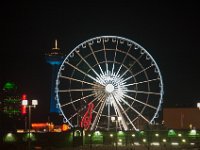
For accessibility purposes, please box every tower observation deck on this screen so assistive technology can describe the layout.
[45,40,65,113]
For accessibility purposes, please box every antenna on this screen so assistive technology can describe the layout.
[52,39,60,50]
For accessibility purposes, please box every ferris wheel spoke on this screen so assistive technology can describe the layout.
[75,50,103,80]
[112,94,128,130]
[92,93,106,114]
[65,61,104,85]
[124,94,157,110]
[120,98,150,123]
[121,64,154,83]
[112,102,123,130]
[115,44,132,77]
[59,88,95,92]
[111,40,118,75]
[60,75,101,87]
[124,89,161,96]
[134,64,154,77]
[102,39,108,73]
[119,55,143,79]
[113,94,138,131]
[61,93,95,107]
[90,94,107,130]
[88,44,104,75]
[68,112,78,122]
[124,78,160,87]
[107,103,111,130]
[90,93,105,112]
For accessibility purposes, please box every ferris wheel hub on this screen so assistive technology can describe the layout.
[105,84,115,93]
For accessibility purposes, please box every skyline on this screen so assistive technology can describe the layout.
[1,1,200,122]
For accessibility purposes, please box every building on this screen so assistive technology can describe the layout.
[0,82,22,132]
[163,108,200,129]
[45,40,65,113]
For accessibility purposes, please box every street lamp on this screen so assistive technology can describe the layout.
[22,98,38,150]
[111,116,122,131]
[111,116,122,150]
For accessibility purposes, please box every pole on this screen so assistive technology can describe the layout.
[28,105,31,150]
[25,116,27,131]
[116,120,118,150]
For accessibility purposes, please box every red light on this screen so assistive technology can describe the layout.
[21,94,27,115]
[22,94,27,100]
[21,106,26,115]
[80,102,94,130]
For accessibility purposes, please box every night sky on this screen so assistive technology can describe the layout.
[1,1,200,122]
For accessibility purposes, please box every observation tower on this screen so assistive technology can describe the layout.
[45,40,65,113]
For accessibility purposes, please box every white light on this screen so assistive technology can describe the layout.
[134,142,140,146]
[105,84,114,93]
[171,142,179,146]
[111,116,115,122]
[162,139,167,142]
[190,129,197,135]
[197,102,200,109]
[151,142,160,146]
[22,100,28,106]
[118,116,122,121]
[182,139,186,143]
[178,133,182,137]
[32,100,38,106]
[143,139,146,142]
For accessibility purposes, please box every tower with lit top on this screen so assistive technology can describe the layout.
[45,40,65,113]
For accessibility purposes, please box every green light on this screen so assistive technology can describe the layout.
[94,131,101,136]
[3,82,17,90]
[23,133,36,142]
[188,129,198,137]
[118,131,124,135]
[139,131,145,136]
[4,133,17,142]
[168,129,176,137]
[91,131,103,144]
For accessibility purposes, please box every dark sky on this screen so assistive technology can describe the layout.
[0,1,200,122]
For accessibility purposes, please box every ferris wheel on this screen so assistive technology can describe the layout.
[55,36,164,131]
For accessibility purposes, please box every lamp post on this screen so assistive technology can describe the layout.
[111,116,122,150]
[22,99,38,150]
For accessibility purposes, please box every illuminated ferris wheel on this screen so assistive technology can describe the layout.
[55,36,164,131]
